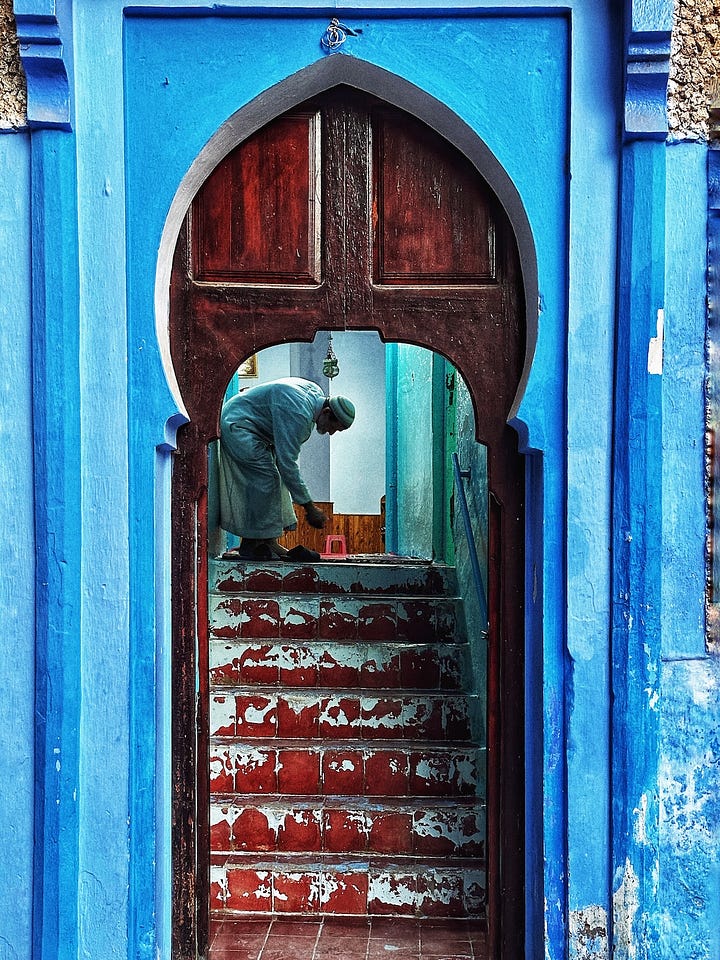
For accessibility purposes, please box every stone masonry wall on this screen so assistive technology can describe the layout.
[669,0,720,139]
[0,0,25,128]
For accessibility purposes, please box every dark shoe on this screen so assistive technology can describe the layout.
[286,544,322,562]
[222,542,273,561]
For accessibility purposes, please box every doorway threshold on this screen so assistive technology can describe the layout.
[209,916,487,959]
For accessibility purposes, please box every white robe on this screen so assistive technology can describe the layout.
[218,378,325,539]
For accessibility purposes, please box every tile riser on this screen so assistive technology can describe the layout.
[210,744,485,798]
[210,560,458,597]
[209,860,485,919]
[209,692,478,741]
[209,595,461,645]
[210,640,468,690]
[210,801,485,857]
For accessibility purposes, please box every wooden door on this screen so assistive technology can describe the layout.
[169,88,526,960]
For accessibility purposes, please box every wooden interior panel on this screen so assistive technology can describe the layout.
[373,111,496,285]
[279,501,385,555]
[193,113,321,284]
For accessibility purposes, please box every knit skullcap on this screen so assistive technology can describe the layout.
[328,395,355,429]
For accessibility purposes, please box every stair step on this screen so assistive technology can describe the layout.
[210,853,485,918]
[210,797,485,857]
[211,558,458,597]
[210,742,484,798]
[210,691,478,741]
[209,594,461,643]
[210,639,468,690]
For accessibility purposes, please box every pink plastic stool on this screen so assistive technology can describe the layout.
[321,534,348,558]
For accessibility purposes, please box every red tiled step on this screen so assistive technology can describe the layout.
[209,853,485,919]
[211,559,458,597]
[210,639,468,690]
[209,594,461,643]
[209,690,477,741]
[210,797,486,858]
[210,742,484,797]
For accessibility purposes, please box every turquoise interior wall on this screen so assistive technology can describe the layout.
[392,343,435,559]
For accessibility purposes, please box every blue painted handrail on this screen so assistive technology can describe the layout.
[452,453,488,627]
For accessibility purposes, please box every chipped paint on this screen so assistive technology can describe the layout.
[208,555,485,920]
[613,858,639,960]
[368,874,418,908]
[568,905,608,960]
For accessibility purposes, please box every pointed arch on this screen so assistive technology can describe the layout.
[155,57,538,433]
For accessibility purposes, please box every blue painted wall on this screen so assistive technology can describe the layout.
[4,2,718,959]
[0,130,34,960]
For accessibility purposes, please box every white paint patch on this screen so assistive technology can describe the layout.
[210,865,230,904]
[568,905,609,960]
[240,700,276,726]
[647,308,664,374]
[329,759,356,772]
[684,659,719,708]
[613,858,639,960]
[658,752,714,850]
[368,874,417,907]
[633,792,649,847]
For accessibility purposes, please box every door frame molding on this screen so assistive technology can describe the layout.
[160,59,539,960]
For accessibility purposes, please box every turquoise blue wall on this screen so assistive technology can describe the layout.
[5,2,719,959]
[0,131,34,960]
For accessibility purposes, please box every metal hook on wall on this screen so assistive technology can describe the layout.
[320,18,358,54]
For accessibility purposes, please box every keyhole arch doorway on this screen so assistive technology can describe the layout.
[166,60,537,960]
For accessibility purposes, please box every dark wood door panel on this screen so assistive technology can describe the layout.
[193,113,321,284]
[373,110,497,285]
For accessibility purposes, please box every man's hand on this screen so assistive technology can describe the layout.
[303,501,327,529]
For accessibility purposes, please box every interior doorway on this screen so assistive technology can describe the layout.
[169,83,529,960]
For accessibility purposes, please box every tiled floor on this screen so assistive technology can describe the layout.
[209,917,487,960]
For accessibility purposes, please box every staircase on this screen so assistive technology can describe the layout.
[208,556,486,921]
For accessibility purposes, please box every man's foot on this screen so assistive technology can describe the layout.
[222,538,272,560]
[264,539,290,558]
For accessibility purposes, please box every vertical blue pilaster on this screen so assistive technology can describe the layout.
[31,126,81,960]
[611,139,666,959]
[707,147,720,629]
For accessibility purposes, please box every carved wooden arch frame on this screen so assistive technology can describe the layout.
[156,55,538,434]
[162,57,539,960]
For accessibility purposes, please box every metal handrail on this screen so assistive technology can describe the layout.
[452,453,488,626]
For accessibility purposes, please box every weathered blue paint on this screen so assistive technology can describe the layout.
[3,2,717,959]
[707,147,720,623]
[612,137,666,959]
[30,126,82,960]
[662,144,708,659]
[0,130,34,960]
[14,0,73,128]
[74,2,132,956]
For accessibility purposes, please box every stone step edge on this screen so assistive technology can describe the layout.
[211,795,486,808]
[211,559,454,572]
[211,853,486,870]
[210,592,461,604]
[211,686,478,697]
[211,738,482,749]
